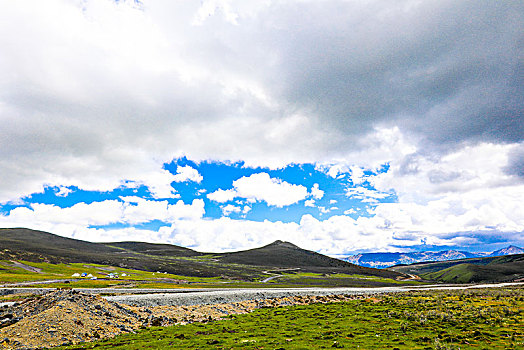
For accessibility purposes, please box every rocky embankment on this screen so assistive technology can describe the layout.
[0,289,362,349]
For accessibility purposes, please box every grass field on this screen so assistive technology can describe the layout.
[58,287,523,349]
[0,260,416,290]
[268,272,422,287]
[0,260,226,288]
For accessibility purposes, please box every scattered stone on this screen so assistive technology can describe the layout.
[0,290,362,349]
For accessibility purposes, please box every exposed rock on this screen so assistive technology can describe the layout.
[0,289,362,349]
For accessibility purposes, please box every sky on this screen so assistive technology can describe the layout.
[0,0,523,255]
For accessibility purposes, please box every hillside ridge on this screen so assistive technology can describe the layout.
[0,228,402,280]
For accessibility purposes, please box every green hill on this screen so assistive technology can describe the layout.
[220,240,398,278]
[107,241,201,257]
[390,254,524,283]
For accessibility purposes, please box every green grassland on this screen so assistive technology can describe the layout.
[59,287,523,349]
[0,260,415,290]
[0,260,226,288]
[265,272,422,287]
[421,260,524,284]
[421,264,476,284]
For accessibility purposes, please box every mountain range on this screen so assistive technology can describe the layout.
[0,228,402,281]
[342,245,524,268]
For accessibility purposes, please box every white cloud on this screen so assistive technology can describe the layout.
[318,206,330,214]
[173,165,203,183]
[182,172,523,253]
[208,172,309,207]
[222,204,241,216]
[137,169,179,199]
[349,166,366,185]
[0,197,205,231]
[365,185,524,246]
[371,143,519,203]
[2,182,523,254]
[55,186,72,197]
[310,183,324,200]
[207,189,237,202]
[325,164,348,179]
[2,137,523,254]
[345,187,391,200]
[304,199,316,207]
[4,201,124,227]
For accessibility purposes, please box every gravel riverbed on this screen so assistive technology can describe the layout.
[106,282,524,307]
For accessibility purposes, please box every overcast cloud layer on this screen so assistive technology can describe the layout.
[0,0,523,254]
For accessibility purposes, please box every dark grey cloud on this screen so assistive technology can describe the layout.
[245,0,524,149]
[428,170,461,184]
[504,143,524,178]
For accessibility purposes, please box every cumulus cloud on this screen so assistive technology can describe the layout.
[221,204,241,216]
[172,165,203,183]
[310,183,324,200]
[304,199,316,208]
[0,197,205,230]
[55,186,73,197]
[371,143,519,202]
[318,207,330,214]
[136,169,180,199]
[207,189,237,203]
[208,172,309,207]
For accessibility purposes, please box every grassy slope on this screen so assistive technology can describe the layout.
[391,254,524,283]
[105,241,201,257]
[219,240,401,279]
[60,287,524,349]
[0,228,240,278]
[421,259,524,284]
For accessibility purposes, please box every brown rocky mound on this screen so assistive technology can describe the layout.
[0,290,144,349]
[0,290,360,349]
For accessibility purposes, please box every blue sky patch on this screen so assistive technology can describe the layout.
[1,158,395,226]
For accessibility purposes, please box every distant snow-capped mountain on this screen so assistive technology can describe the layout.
[342,245,523,268]
[489,245,524,257]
